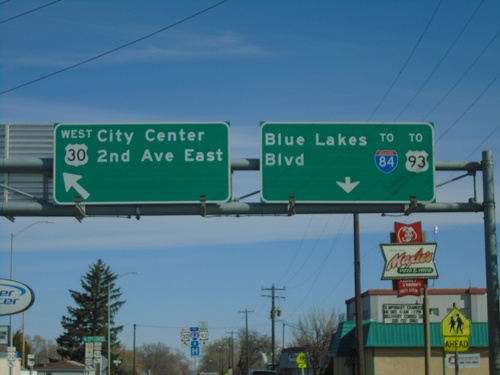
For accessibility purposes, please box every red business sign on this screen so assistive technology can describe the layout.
[395,221,422,243]
[397,279,424,297]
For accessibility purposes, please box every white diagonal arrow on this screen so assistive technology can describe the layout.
[63,173,90,199]
[336,176,360,193]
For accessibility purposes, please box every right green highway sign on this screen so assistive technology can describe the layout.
[260,122,435,203]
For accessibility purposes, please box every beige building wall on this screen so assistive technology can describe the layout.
[332,347,489,375]
[372,348,489,375]
[0,358,21,375]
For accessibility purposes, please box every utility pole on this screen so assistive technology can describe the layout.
[353,214,365,375]
[133,324,136,375]
[262,284,285,370]
[226,331,235,371]
[239,309,254,375]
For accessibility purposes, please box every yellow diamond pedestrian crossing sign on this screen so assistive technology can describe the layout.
[441,306,471,337]
[296,352,307,369]
[441,306,471,353]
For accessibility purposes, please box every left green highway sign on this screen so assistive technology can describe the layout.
[82,336,106,343]
[54,123,231,205]
[261,122,435,203]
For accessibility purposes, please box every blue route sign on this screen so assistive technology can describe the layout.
[191,347,200,357]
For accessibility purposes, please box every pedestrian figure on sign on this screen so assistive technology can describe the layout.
[449,316,456,333]
[456,314,464,334]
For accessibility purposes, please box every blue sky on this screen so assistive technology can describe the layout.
[1,0,499,356]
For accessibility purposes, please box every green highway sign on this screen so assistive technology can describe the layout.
[260,122,435,203]
[82,336,106,343]
[54,123,231,205]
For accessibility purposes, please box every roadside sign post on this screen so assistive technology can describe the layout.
[7,346,16,368]
[261,122,434,203]
[441,305,472,374]
[54,123,231,205]
[296,352,307,375]
[182,323,208,357]
[181,327,190,347]
[83,336,106,374]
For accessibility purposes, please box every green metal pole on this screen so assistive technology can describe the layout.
[481,150,499,375]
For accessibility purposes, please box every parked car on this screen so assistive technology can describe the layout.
[249,370,278,375]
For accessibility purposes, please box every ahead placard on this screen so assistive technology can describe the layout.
[260,122,434,203]
[54,123,231,205]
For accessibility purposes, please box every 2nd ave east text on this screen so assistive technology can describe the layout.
[60,127,224,163]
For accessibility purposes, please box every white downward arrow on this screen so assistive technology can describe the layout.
[63,173,90,200]
[336,176,360,193]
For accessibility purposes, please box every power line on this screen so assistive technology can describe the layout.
[277,215,315,285]
[280,215,335,287]
[464,122,500,160]
[0,0,230,96]
[421,27,500,121]
[394,0,485,120]
[437,70,500,142]
[291,215,350,312]
[0,0,62,24]
[367,0,443,120]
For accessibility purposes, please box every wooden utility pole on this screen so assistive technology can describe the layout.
[262,284,285,370]
[239,309,254,375]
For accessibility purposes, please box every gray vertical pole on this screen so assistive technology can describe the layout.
[481,150,499,375]
[246,312,249,375]
[354,213,365,375]
[423,280,431,375]
[271,284,276,370]
[239,309,253,375]
[133,324,136,375]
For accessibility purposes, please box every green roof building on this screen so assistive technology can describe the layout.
[330,288,490,375]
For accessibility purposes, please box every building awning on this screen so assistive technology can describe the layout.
[329,321,488,357]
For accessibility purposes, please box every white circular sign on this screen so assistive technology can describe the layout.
[0,279,35,316]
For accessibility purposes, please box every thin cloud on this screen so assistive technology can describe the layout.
[3,32,267,71]
[107,32,268,62]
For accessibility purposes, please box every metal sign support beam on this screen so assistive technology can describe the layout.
[481,150,499,375]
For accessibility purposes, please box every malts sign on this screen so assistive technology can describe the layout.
[380,243,438,279]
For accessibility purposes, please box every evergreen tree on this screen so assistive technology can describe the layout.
[56,259,125,362]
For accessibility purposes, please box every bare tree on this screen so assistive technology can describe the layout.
[27,335,60,364]
[199,329,271,375]
[199,337,231,375]
[289,308,338,375]
[137,342,190,375]
[236,328,272,374]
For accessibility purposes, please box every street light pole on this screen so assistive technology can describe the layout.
[8,220,55,369]
[108,272,138,375]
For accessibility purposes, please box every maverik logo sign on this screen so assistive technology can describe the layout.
[380,243,438,280]
[0,279,35,316]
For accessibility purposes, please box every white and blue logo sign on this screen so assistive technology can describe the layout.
[0,279,35,316]
[190,326,199,339]
[375,150,398,173]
